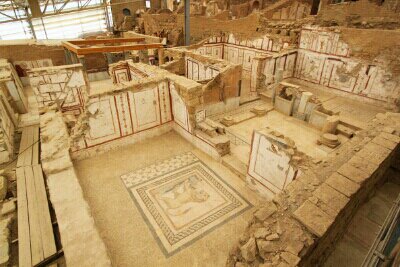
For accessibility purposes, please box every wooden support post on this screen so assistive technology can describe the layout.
[158,48,165,65]
[184,0,190,46]
[78,56,86,70]
[64,49,70,64]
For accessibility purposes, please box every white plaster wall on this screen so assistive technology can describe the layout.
[263,52,297,86]
[247,131,297,197]
[71,80,173,152]
[0,99,14,163]
[294,49,399,104]
[28,66,86,117]
[170,83,191,132]
[185,56,220,81]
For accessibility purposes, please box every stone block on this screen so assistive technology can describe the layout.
[0,200,16,216]
[0,176,7,201]
[325,172,360,197]
[313,183,349,213]
[254,203,277,221]
[380,132,400,143]
[254,228,271,239]
[266,233,280,241]
[314,199,340,218]
[241,237,256,262]
[357,142,391,166]
[0,241,9,267]
[371,135,398,150]
[285,240,304,256]
[280,251,300,266]
[293,200,334,237]
[337,162,371,184]
[347,156,379,176]
[257,240,281,254]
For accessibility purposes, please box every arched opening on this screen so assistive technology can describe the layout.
[122,8,131,16]
[164,56,170,62]
[252,1,260,10]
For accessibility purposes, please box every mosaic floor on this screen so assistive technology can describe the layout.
[120,152,252,256]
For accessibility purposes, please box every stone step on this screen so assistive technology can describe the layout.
[336,124,355,138]
[221,154,248,180]
[259,91,273,103]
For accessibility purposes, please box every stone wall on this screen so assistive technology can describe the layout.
[0,60,28,113]
[318,0,400,27]
[40,110,111,267]
[163,49,243,105]
[295,26,400,108]
[189,27,400,108]
[263,0,311,20]
[0,98,14,164]
[141,13,263,44]
[0,41,108,75]
[227,112,400,267]
[193,33,296,92]
[70,76,175,157]
[28,64,88,119]
[67,63,227,160]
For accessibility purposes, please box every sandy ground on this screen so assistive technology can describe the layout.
[74,131,262,267]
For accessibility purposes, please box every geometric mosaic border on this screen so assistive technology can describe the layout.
[120,152,252,257]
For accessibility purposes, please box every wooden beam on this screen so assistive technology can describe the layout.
[23,127,34,167]
[25,165,44,265]
[61,41,80,55]
[17,127,29,168]
[75,43,164,55]
[17,167,32,267]
[69,37,146,45]
[32,165,57,259]
[32,127,39,165]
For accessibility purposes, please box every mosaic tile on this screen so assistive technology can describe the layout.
[120,152,251,256]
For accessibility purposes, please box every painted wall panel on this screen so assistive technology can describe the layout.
[115,93,134,136]
[247,131,297,194]
[85,96,120,147]
[170,84,190,132]
[158,81,172,124]
[131,88,161,132]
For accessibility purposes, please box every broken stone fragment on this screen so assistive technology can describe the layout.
[265,233,280,241]
[285,240,304,256]
[254,203,277,221]
[257,240,281,254]
[276,222,283,235]
[280,251,300,266]
[0,217,11,267]
[382,126,395,134]
[254,227,271,239]
[239,232,250,245]
[0,240,9,267]
[240,237,256,262]
[0,176,7,201]
[0,200,16,216]
[235,262,247,267]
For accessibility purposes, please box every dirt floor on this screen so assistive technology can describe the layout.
[74,131,262,267]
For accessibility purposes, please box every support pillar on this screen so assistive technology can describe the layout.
[184,0,190,46]
[158,48,165,65]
